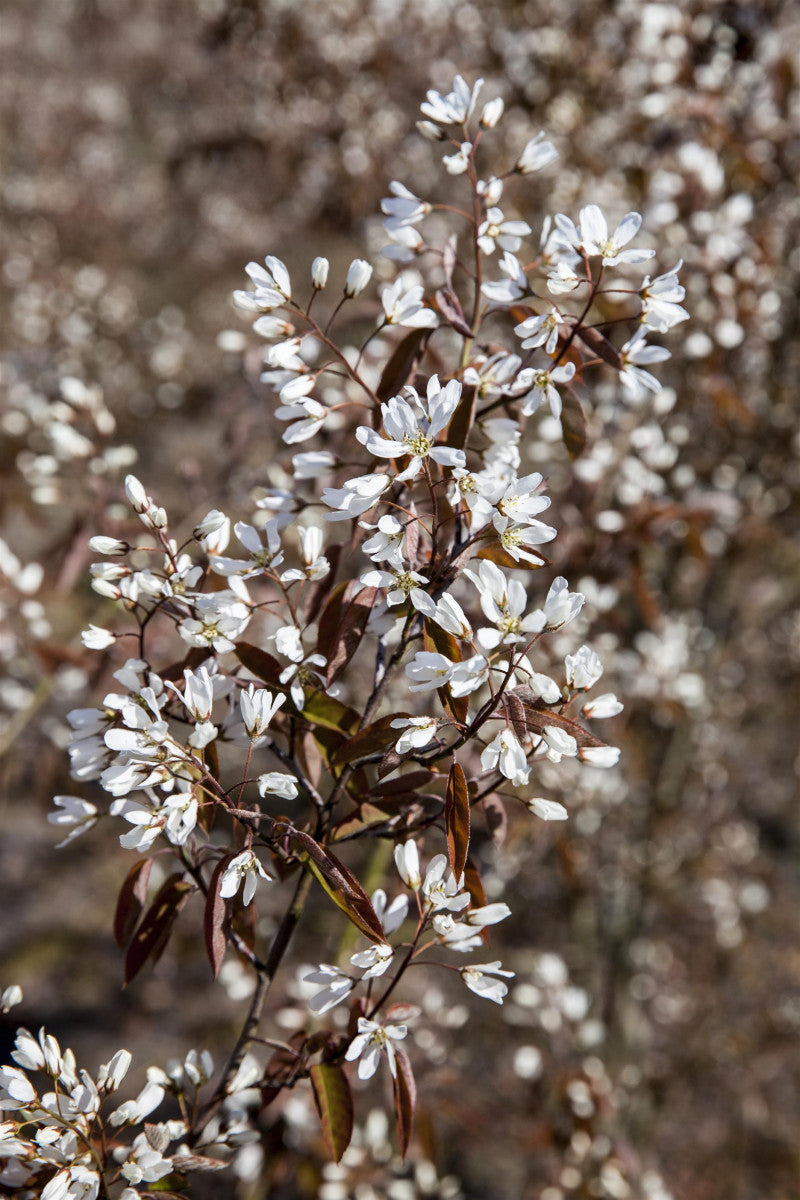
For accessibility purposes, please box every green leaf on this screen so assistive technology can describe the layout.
[301,691,361,736]
[310,1063,354,1163]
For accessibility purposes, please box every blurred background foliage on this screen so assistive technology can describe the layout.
[1,1,799,1197]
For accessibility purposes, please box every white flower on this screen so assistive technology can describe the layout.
[579,205,655,265]
[405,650,454,692]
[526,796,569,821]
[322,473,392,521]
[345,1017,408,1080]
[477,207,532,257]
[0,985,23,1013]
[514,307,562,356]
[293,450,336,479]
[420,74,483,126]
[640,261,689,332]
[311,256,329,289]
[257,772,299,799]
[480,96,504,128]
[459,961,515,1004]
[394,841,421,889]
[81,624,116,650]
[381,278,437,328]
[449,655,490,697]
[536,576,585,630]
[88,536,128,555]
[481,251,529,304]
[278,652,327,710]
[580,745,621,767]
[381,181,430,230]
[179,593,251,654]
[210,520,283,578]
[466,902,512,927]
[280,525,330,584]
[345,259,372,297]
[356,375,465,482]
[233,256,291,312]
[220,851,272,906]
[547,259,583,295]
[565,645,604,690]
[413,591,472,640]
[516,132,558,174]
[390,716,439,753]
[47,795,99,847]
[443,141,472,175]
[350,942,393,979]
[540,726,578,763]
[303,964,354,1014]
[370,888,409,934]
[619,328,670,398]
[497,520,557,566]
[481,729,530,787]
[518,362,575,420]
[582,693,623,719]
[360,514,406,568]
[361,565,428,608]
[421,854,470,912]
[239,684,285,741]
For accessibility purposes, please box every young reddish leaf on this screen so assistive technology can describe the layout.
[203,859,229,979]
[315,580,349,660]
[482,794,507,845]
[325,586,379,685]
[124,874,194,985]
[560,388,588,459]
[304,542,343,626]
[434,288,474,338]
[464,855,487,910]
[477,542,548,571]
[234,642,285,688]
[575,322,623,369]
[369,770,438,798]
[330,715,410,768]
[113,858,153,949]
[377,327,431,403]
[446,382,477,451]
[289,830,386,944]
[392,1047,417,1159]
[503,691,528,745]
[509,691,606,748]
[310,1063,354,1163]
[444,761,470,881]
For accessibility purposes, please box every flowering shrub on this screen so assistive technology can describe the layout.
[1,74,688,1198]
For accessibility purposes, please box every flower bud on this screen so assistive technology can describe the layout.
[344,259,372,297]
[311,256,329,290]
[124,474,148,513]
[193,509,228,541]
[480,97,504,128]
[416,120,446,142]
[88,536,129,556]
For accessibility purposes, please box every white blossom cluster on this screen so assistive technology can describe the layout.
[2,72,690,1186]
[0,986,259,1198]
